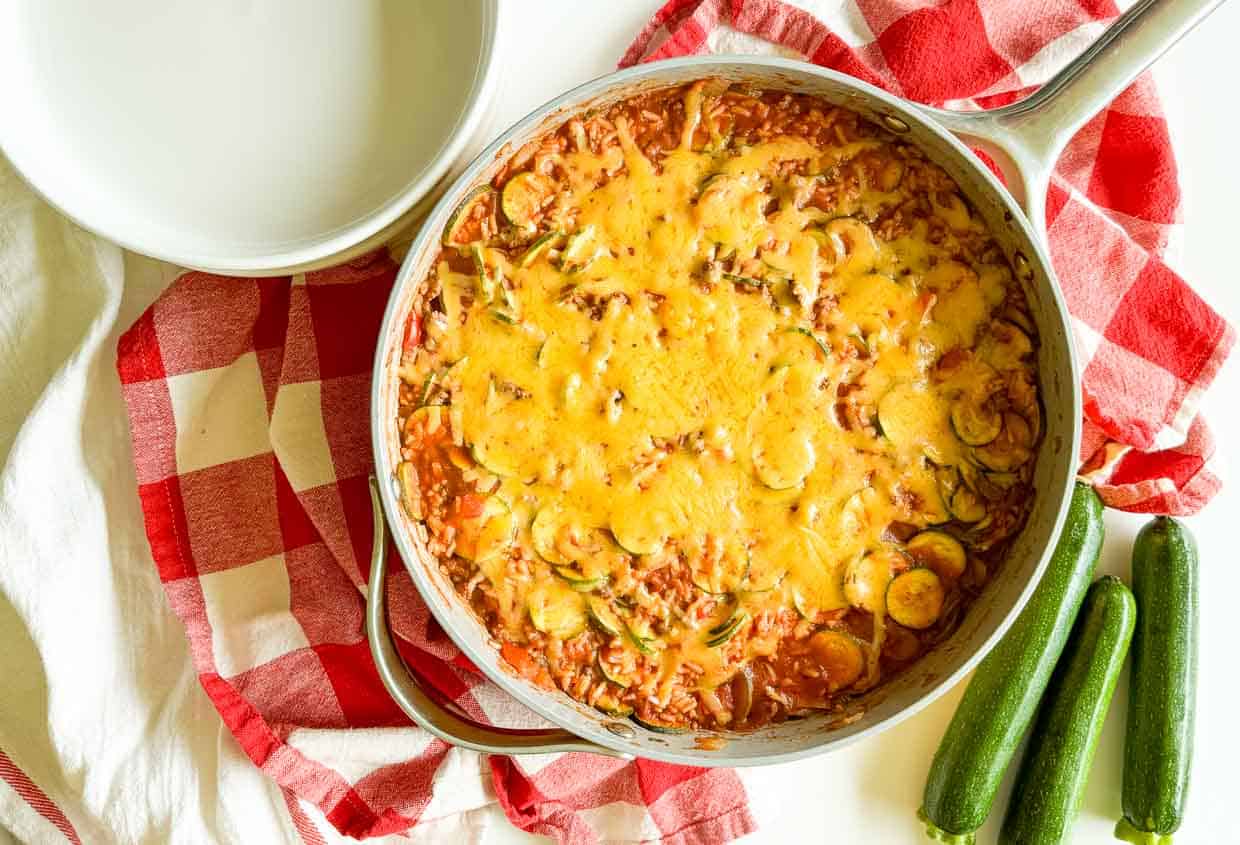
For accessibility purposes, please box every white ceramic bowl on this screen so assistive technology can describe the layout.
[0,0,500,274]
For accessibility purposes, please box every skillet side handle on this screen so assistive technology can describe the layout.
[919,0,1223,239]
[366,477,631,758]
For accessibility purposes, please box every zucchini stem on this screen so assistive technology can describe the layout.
[1114,818,1174,845]
[916,806,976,845]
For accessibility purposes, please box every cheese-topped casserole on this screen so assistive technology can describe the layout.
[395,80,1040,731]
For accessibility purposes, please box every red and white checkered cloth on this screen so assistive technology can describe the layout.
[115,1,1233,842]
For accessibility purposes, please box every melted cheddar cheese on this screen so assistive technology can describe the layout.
[399,81,1039,728]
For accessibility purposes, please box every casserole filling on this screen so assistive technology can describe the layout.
[396,80,1040,731]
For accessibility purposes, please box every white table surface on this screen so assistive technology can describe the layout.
[477,2,1240,843]
[2,3,1236,844]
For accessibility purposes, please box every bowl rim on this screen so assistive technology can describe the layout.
[370,55,1082,765]
[0,0,502,276]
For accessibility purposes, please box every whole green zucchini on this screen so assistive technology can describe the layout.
[1000,575,1136,844]
[1116,517,1199,845]
[919,482,1104,843]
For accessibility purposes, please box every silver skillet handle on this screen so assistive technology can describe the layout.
[922,0,1223,234]
[366,477,631,758]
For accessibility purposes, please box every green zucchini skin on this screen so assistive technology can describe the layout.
[1117,517,1199,844]
[919,482,1104,843]
[1000,576,1136,845]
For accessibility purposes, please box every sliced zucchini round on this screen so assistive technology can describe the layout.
[844,551,897,614]
[560,225,602,273]
[454,498,516,563]
[624,619,658,656]
[949,484,988,523]
[396,461,421,520]
[808,630,865,690]
[793,588,837,624]
[950,394,1002,446]
[731,666,754,724]
[825,216,878,271]
[527,581,587,639]
[886,568,945,629]
[877,382,948,453]
[501,171,552,228]
[405,403,448,439]
[906,531,967,580]
[705,610,750,648]
[631,715,688,734]
[839,486,881,537]
[473,499,517,563]
[553,565,609,593]
[972,412,1033,471]
[442,184,495,247]
[469,439,519,478]
[610,505,666,556]
[783,326,831,360]
[470,243,499,304]
[741,564,786,593]
[518,230,560,268]
[595,695,634,718]
[986,319,1034,369]
[751,431,816,490]
[531,504,570,564]
[587,597,624,639]
[723,272,770,288]
[596,655,633,689]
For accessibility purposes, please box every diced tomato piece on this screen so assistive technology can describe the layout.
[455,493,487,520]
[402,313,422,354]
[501,642,537,677]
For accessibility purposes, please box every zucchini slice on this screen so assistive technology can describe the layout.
[531,504,570,564]
[489,308,518,326]
[455,498,516,563]
[560,225,601,273]
[553,565,608,593]
[587,597,624,639]
[405,403,449,438]
[844,551,897,614]
[784,326,831,360]
[723,272,770,287]
[624,619,658,656]
[596,656,633,689]
[469,243,501,304]
[501,171,552,228]
[705,610,750,648]
[951,394,1002,446]
[518,230,560,267]
[808,630,865,690]
[731,666,754,724]
[877,382,950,454]
[610,505,666,556]
[468,439,519,478]
[396,461,422,520]
[949,483,988,523]
[887,568,945,629]
[595,694,634,718]
[972,412,1034,472]
[751,431,816,490]
[631,715,688,734]
[442,185,495,247]
[526,580,587,639]
[986,319,1034,370]
[906,531,967,580]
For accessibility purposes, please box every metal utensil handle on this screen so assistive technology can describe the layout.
[922,0,1223,230]
[366,478,630,757]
